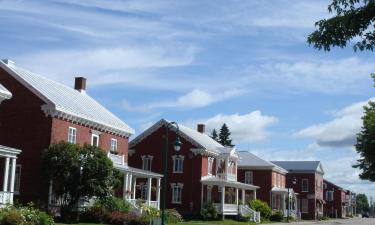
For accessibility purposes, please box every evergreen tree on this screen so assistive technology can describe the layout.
[210,129,219,141]
[218,123,234,147]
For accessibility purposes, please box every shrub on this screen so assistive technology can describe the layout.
[95,196,131,213]
[270,211,283,221]
[1,209,25,225]
[200,202,218,220]
[321,216,330,220]
[0,204,54,225]
[165,209,183,223]
[123,212,147,225]
[248,199,272,221]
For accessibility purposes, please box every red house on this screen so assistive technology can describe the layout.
[323,179,347,218]
[129,120,259,220]
[237,151,298,218]
[0,59,160,207]
[272,161,325,220]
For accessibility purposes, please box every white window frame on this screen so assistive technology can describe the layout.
[171,183,183,204]
[172,155,184,173]
[208,157,214,175]
[68,127,77,144]
[91,134,99,147]
[301,198,309,213]
[110,138,118,152]
[14,165,21,195]
[244,171,253,184]
[141,155,153,171]
[301,179,309,192]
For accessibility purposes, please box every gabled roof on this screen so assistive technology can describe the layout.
[238,151,288,174]
[324,179,345,191]
[271,161,324,174]
[0,59,133,137]
[129,119,226,155]
[0,83,12,100]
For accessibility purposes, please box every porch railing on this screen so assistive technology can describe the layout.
[216,173,237,181]
[213,203,238,214]
[107,152,125,165]
[239,205,261,223]
[0,192,12,204]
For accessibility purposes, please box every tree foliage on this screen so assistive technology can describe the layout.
[42,141,121,220]
[210,129,219,141]
[308,0,375,51]
[356,193,370,213]
[218,123,234,147]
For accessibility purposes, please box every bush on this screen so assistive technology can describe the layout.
[1,209,25,225]
[0,204,54,225]
[95,196,131,213]
[248,199,272,221]
[200,202,218,220]
[321,216,330,220]
[270,211,283,221]
[165,209,183,223]
[123,212,147,225]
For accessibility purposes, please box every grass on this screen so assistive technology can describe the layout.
[55,220,265,225]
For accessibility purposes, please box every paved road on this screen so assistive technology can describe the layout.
[271,218,375,225]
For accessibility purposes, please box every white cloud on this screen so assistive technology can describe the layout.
[295,98,375,147]
[186,111,278,144]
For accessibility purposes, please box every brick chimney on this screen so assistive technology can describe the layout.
[74,77,86,93]
[197,124,205,133]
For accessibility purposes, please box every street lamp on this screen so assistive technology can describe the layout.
[287,177,297,223]
[161,121,181,225]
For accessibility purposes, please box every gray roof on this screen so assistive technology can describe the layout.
[0,59,134,137]
[130,119,224,153]
[0,83,12,100]
[271,161,324,174]
[238,151,287,173]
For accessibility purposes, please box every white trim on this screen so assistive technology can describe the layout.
[171,183,183,204]
[141,155,153,171]
[91,133,99,147]
[172,155,184,173]
[68,127,77,144]
[110,138,118,152]
[301,179,309,192]
[244,171,253,185]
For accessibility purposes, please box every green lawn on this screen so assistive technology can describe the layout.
[56,220,270,225]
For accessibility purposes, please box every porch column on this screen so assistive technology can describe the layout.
[123,173,128,199]
[128,174,133,200]
[221,186,225,220]
[201,184,204,209]
[282,193,285,213]
[48,180,53,205]
[235,188,239,207]
[241,189,245,205]
[9,158,16,203]
[225,158,229,179]
[132,177,137,199]
[3,157,10,192]
[253,189,257,200]
[147,177,152,206]
[156,178,161,209]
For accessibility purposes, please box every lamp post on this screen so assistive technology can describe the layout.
[161,121,182,225]
[287,177,297,223]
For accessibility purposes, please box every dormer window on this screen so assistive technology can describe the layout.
[172,155,184,173]
[68,127,77,144]
[91,134,99,147]
[142,155,153,171]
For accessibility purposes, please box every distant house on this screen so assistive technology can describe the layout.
[0,59,160,207]
[237,151,298,217]
[272,161,325,220]
[0,83,21,205]
[323,179,347,218]
[344,190,356,217]
[129,121,259,219]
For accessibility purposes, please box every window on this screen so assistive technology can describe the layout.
[323,182,327,189]
[208,157,214,175]
[172,155,184,173]
[68,127,77,144]
[171,183,183,204]
[244,171,253,184]
[14,165,21,194]
[142,155,153,171]
[301,199,309,213]
[273,173,276,187]
[111,138,118,152]
[91,134,99,147]
[327,191,334,201]
[302,179,309,192]
[141,185,148,200]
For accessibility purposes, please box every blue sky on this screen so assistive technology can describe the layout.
[1,0,374,199]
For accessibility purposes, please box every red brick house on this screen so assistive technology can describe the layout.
[323,179,347,218]
[237,151,298,217]
[271,161,325,220]
[0,82,21,205]
[129,120,259,220]
[0,59,161,208]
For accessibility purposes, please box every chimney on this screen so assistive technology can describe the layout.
[197,124,205,133]
[74,77,86,92]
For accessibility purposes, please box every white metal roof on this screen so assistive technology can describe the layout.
[129,119,227,154]
[237,151,287,173]
[0,83,12,100]
[271,161,324,174]
[0,59,134,137]
[201,176,259,190]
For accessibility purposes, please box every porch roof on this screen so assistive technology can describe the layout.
[271,187,297,195]
[0,145,21,158]
[201,176,259,190]
[113,163,163,178]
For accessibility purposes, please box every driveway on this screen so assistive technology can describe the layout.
[271,218,375,225]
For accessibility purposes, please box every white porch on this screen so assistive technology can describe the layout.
[108,153,163,210]
[271,187,298,218]
[0,145,21,205]
[201,176,260,221]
